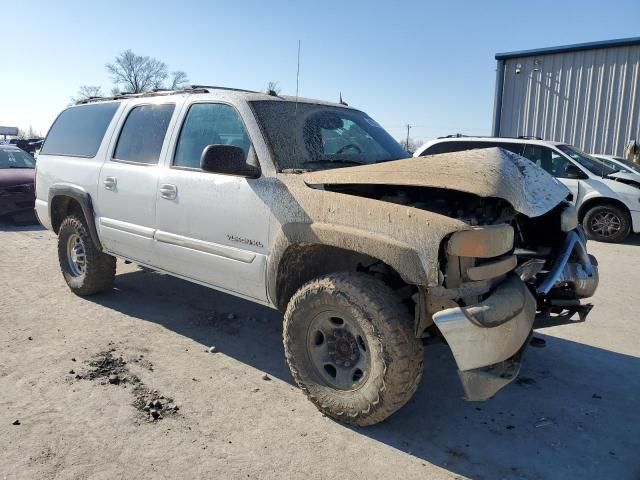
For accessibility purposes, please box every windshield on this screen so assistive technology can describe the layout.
[603,157,640,174]
[250,101,409,171]
[0,149,36,168]
[557,144,616,177]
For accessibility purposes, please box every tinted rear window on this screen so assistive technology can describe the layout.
[40,102,120,157]
[422,141,523,156]
[113,104,175,164]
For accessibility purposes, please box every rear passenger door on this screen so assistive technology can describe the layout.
[97,99,182,265]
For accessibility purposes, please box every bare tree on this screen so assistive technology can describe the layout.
[399,137,421,153]
[169,71,189,90]
[266,81,281,95]
[71,85,104,103]
[106,50,168,93]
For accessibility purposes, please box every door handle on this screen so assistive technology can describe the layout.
[103,176,117,190]
[159,184,178,200]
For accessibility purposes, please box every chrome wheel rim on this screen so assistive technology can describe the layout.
[66,233,87,277]
[306,311,370,390]
[590,211,622,238]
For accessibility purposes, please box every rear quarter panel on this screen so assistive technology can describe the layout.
[35,103,126,230]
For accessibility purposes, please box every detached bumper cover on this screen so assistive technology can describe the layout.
[433,275,536,400]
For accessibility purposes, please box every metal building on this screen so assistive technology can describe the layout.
[492,37,640,157]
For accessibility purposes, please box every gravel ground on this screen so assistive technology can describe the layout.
[1,223,638,480]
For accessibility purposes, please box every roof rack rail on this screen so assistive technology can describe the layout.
[75,84,260,105]
[437,133,469,139]
[517,135,542,140]
[183,85,258,94]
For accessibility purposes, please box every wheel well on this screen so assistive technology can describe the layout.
[578,197,630,222]
[275,243,409,312]
[51,195,84,233]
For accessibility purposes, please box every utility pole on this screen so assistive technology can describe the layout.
[405,124,412,150]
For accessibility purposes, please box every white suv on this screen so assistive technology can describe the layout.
[35,87,598,425]
[415,137,640,243]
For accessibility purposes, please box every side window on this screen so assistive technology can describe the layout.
[113,104,175,164]
[40,102,120,157]
[479,142,523,155]
[422,141,468,155]
[174,103,251,169]
[521,145,574,178]
[423,141,523,156]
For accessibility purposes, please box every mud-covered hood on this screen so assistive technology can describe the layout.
[303,147,570,218]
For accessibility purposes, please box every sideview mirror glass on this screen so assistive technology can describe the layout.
[200,144,260,178]
[565,164,586,179]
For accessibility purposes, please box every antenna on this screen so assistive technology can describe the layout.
[295,40,301,108]
[293,40,301,161]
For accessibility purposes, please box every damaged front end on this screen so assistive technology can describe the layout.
[426,202,598,401]
[302,148,599,401]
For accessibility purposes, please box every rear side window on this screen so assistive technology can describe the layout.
[113,104,175,164]
[40,102,120,157]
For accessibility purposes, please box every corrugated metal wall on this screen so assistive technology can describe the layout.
[498,45,640,157]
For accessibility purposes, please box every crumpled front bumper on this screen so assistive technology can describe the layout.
[433,275,536,400]
[432,226,598,401]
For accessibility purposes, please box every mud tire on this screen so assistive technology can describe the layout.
[283,272,423,426]
[58,215,116,295]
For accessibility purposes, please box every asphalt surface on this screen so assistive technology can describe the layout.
[1,222,638,479]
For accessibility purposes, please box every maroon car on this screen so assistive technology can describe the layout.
[0,145,36,223]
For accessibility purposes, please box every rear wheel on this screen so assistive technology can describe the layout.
[283,272,423,426]
[583,204,630,243]
[57,215,116,295]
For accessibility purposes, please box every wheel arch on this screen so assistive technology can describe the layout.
[578,196,631,223]
[267,222,427,311]
[48,185,103,250]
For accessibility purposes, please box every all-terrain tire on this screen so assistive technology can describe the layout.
[583,204,630,243]
[57,215,116,295]
[283,272,424,426]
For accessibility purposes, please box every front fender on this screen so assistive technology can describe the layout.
[266,222,427,307]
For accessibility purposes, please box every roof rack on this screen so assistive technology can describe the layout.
[437,133,469,139]
[75,84,260,105]
[436,134,547,141]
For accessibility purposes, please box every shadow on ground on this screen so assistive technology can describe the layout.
[0,219,43,232]
[94,269,639,480]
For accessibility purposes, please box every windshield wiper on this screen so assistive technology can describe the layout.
[7,166,33,169]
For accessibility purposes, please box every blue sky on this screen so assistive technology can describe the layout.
[2,0,638,142]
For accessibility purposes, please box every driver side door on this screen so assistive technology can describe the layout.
[153,101,271,302]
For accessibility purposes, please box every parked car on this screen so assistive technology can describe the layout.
[0,144,36,223]
[593,154,640,177]
[35,87,598,425]
[415,136,640,243]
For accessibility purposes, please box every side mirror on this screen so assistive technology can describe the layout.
[200,144,260,178]
[565,164,586,179]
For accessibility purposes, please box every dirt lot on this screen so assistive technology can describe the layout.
[1,223,638,480]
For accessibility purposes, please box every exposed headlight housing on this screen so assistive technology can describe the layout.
[447,224,514,258]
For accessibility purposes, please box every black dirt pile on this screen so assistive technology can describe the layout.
[80,349,179,422]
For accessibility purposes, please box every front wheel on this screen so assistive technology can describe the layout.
[58,215,116,295]
[283,273,423,426]
[583,204,630,243]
